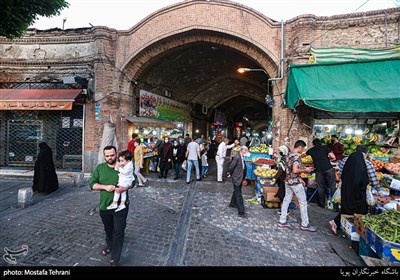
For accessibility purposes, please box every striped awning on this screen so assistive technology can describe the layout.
[309,45,400,64]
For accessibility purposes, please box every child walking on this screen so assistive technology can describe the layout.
[201,150,209,178]
[107,150,135,212]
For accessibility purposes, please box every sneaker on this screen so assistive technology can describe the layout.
[300,224,317,232]
[110,260,119,267]
[107,203,118,210]
[115,204,126,212]
[328,220,337,235]
[278,222,290,228]
[277,210,290,215]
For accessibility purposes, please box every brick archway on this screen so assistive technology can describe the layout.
[114,0,282,96]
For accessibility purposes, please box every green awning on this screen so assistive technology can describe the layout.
[284,58,400,112]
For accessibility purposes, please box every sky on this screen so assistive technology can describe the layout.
[30,0,397,30]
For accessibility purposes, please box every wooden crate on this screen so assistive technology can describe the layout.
[354,213,366,241]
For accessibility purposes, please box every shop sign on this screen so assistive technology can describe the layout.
[0,101,73,110]
[139,90,190,122]
[214,110,227,126]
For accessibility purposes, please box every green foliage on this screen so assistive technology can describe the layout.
[0,0,69,39]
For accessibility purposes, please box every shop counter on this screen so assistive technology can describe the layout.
[141,152,156,175]
[243,152,271,161]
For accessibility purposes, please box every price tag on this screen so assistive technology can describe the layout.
[389,178,400,191]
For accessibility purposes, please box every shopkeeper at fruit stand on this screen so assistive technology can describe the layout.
[380,145,393,156]
[328,135,345,162]
[306,138,336,208]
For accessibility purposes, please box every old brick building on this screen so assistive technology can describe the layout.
[0,0,399,172]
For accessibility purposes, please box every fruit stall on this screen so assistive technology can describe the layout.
[333,151,400,264]
[254,165,278,206]
[243,155,274,182]
[140,143,156,174]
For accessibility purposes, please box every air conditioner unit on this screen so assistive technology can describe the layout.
[202,105,208,115]
[62,76,88,85]
[82,89,87,95]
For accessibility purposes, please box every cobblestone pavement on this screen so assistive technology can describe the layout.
[0,170,363,268]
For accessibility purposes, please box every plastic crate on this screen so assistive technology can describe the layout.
[256,176,276,187]
[366,227,400,263]
[245,161,256,180]
[371,155,391,162]
[359,237,378,258]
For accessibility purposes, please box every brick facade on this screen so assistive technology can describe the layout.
[0,0,399,171]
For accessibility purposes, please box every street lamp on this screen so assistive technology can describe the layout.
[237,68,268,75]
[237,67,275,107]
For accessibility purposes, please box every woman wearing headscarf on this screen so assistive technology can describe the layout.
[328,145,381,234]
[33,142,59,193]
[158,137,173,178]
[274,145,290,203]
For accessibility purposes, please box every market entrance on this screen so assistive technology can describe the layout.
[120,35,275,148]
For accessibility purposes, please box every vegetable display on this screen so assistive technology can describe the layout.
[361,210,400,243]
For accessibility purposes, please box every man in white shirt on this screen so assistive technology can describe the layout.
[215,138,235,182]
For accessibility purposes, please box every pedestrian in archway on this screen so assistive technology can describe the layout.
[228,146,248,218]
[215,138,235,182]
[159,137,173,178]
[32,142,59,194]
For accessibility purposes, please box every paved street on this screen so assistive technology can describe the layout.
[0,165,363,271]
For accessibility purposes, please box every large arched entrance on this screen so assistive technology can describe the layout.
[105,1,283,149]
[124,31,275,140]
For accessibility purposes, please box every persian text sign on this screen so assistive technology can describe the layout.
[0,101,73,110]
[139,90,190,122]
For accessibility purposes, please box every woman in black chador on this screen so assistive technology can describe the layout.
[33,142,59,193]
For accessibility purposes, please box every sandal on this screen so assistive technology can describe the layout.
[101,247,111,256]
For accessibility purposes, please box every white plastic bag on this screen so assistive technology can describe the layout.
[149,159,157,172]
[332,186,341,203]
[181,160,187,171]
[366,186,376,206]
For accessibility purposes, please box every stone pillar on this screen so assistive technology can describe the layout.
[74,173,85,188]
[18,188,33,208]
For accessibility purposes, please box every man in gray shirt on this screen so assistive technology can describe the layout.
[185,137,201,184]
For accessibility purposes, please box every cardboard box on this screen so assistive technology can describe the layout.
[262,186,279,193]
[366,227,400,263]
[341,214,360,241]
[354,214,366,241]
[264,192,280,202]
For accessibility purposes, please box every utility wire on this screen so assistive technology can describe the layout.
[354,0,371,12]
